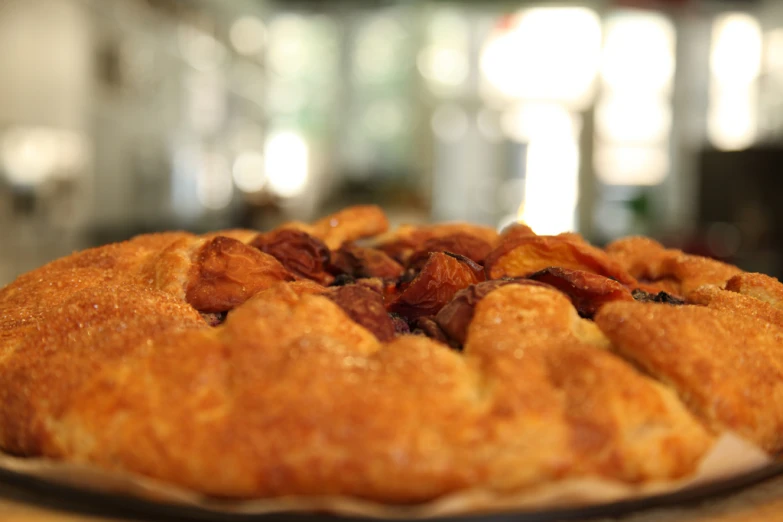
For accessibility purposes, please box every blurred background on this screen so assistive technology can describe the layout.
[0,0,781,286]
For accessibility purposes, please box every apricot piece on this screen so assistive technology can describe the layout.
[389,252,482,320]
[498,222,536,243]
[323,285,396,342]
[411,316,455,348]
[527,267,634,318]
[375,223,499,264]
[186,236,294,313]
[251,229,333,285]
[485,235,635,284]
[330,244,404,280]
[445,252,486,282]
[406,233,493,270]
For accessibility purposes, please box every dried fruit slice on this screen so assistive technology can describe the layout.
[186,236,294,313]
[330,244,404,280]
[251,229,333,285]
[410,316,454,347]
[497,222,536,243]
[527,267,634,318]
[485,235,634,284]
[323,285,397,342]
[389,252,482,320]
[444,252,486,282]
[494,223,582,254]
[375,223,499,264]
[406,234,493,270]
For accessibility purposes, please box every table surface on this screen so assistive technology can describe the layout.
[3,475,783,522]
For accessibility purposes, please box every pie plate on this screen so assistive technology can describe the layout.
[0,460,781,522]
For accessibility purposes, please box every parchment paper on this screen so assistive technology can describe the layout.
[0,434,772,519]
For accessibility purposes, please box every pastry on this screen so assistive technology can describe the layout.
[0,205,777,504]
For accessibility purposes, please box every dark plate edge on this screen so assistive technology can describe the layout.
[0,462,782,522]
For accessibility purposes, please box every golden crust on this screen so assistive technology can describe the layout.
[606,237,742,295]
[595,301,783,453]
[687,284,783,329]
[462,286,710,483]
[0,232,191,354]
[686,274,783,330]
[726,273,783,309]
[0,282,208,455]
[0,205,769,505]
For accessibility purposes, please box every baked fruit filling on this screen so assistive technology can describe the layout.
[2,204,783,503]
[184,209,687,348]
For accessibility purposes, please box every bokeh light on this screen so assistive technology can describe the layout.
[601,12,675,94]
[480,7,601,107]
[232,151,266,193]
[708,12,761,151]
[710,13,762,87]
[230,16,266,56]
[265,130,309,198]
